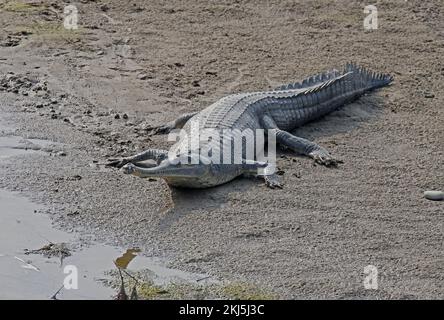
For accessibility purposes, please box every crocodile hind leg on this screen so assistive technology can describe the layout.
[107,148,169,168]
[147,112,198,135]
[262,115,340,167]
[276,131,340,166]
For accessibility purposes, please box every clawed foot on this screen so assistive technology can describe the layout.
[146,123,173,136]
[264,174,283,189]
[309,149,342,167]
[121,163,136,175]
[106,157,130,168]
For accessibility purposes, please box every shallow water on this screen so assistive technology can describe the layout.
[0,121,213,300]
[0,189,213,299]
[0,190,114,299]
[0,136,41,158]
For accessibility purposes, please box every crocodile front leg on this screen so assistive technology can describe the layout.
[107,148,169,168]
[242,160,283,189]
[262,115,340,167]
[147,112,198,135]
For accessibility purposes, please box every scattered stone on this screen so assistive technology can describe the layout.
[97,111,110,117]
[122,113,128,119]
[1,36,20,47]
[57,151,67,157]
[424,190,444,201]
[25,243,71,260]
[32,81,48,92]
[100,4,109,12]
[424,93,435,98]
[67,211,80,217]
[114,114,121,119]
[137,73,149,80]
[63,118,75,125]
[97,50,104,56]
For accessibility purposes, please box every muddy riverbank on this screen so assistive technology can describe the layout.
[0,0,443,299]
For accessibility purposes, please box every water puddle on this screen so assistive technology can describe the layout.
[0,118,215,299]
[0,135,42,158]
[0,134,65,158]
[0,118,63,157]
[0,190,214,299]
[0,190,109,299]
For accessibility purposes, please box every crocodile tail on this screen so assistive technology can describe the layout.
[344,62,393,91]
[274,63,393,92]
[274,68,342,91]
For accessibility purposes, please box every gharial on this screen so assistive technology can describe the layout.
[107,63,393,189]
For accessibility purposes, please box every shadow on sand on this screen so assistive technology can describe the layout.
[157,94,387,228]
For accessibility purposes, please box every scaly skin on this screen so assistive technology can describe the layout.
[108,63,393,189]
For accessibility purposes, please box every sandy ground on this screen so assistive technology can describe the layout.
[0,0,442,299]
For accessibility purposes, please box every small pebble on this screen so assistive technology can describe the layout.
[137,73,148,80]
[100,4,109,12]
[424,190,444,201]
[67,211,80,217]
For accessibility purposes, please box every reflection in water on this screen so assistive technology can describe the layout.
[0,190,214,300]
[0,121,215,299]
